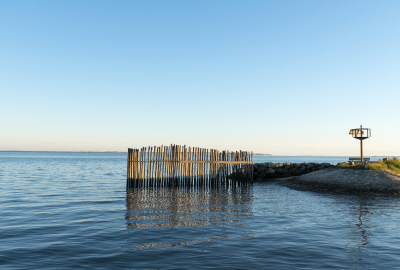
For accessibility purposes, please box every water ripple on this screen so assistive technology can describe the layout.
[1,152,400,269]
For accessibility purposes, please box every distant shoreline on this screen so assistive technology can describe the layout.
[0,151,398,157]
[0,151,127,153]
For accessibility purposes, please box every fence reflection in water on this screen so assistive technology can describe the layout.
[125,185,254,230]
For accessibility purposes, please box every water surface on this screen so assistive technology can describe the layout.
[1,152,400,269]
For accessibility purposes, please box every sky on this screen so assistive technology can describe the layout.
[1,0,399,156]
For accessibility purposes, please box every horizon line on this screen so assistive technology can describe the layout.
[0,150,398,157]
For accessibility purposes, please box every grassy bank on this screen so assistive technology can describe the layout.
[369,158,400,174]
[337,158,400,174]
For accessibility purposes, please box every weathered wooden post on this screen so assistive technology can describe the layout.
[349,125,371,163]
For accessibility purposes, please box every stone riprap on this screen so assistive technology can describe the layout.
[287,168,400,194]
[253,162,333,180]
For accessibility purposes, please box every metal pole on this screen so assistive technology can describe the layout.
[360,139,363,163]
[360,125,363,163]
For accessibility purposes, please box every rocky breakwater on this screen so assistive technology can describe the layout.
[253,162,333,180]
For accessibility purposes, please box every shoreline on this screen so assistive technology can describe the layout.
[254,168,400,195]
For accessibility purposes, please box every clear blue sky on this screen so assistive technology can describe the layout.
[1,0,399,155]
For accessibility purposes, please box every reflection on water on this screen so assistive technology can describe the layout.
[125,186,255,251]
[126,186,254,230]
[347,196,377,265]
[355,200,369,247]
[125,234,254,251]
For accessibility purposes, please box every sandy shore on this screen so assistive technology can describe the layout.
[259,168,400,195]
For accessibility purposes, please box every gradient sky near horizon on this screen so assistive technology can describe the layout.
[1,0,399,156]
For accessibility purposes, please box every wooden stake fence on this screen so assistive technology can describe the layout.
[127,144,253,189]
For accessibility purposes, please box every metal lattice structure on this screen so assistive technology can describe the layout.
[349,125,371,162]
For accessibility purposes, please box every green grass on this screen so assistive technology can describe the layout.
[336,162,365,169]
[336,157,400,174]
[368,157,400,174]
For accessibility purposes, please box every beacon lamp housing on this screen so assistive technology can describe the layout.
[349,125,371,164]
[349,127,371,140]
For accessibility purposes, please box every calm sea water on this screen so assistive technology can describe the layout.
[1,152,400,269]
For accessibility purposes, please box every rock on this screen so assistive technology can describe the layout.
[253,162,336,180]
[277,168,288,174]
[292,169,303,176]
[266,168,275,174]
